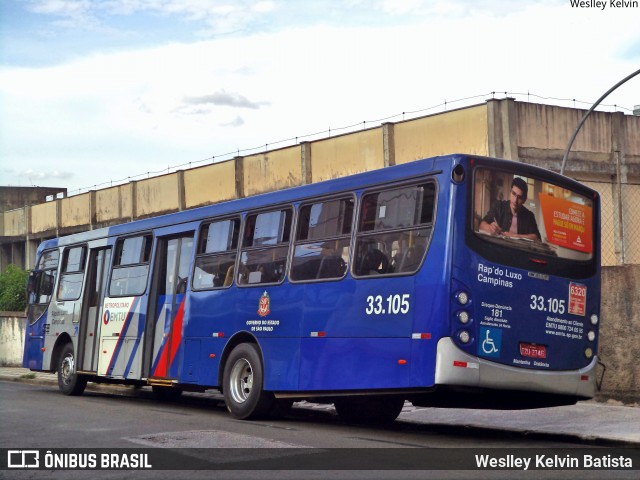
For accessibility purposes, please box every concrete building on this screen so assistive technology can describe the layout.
[0,186,67,269]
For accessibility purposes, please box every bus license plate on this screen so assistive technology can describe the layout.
[520,343,547,359]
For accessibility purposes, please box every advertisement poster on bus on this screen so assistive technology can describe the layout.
[538,194,593,254]
[97,297,136,376]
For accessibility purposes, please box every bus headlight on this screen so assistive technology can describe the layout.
[584,347,593,359]
[590,314,599,325]
[457,311,470,324]
[587,330,596,342]
[458,330,471,344]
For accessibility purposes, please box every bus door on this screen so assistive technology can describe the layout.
[51,245,88,366]
[145,234,194,380]
[77,247,111,372]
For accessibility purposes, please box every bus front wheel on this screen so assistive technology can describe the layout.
[223,343,274,419]
[57,343,87,396]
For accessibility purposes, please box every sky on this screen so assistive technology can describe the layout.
[0,0,639,196]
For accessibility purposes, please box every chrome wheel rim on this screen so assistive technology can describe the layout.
[229,357,253,404]
[61,354,75,386]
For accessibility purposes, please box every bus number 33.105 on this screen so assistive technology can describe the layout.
[365,294,411,315]
[530,294,566,314]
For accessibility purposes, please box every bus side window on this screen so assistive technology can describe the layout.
[354,183,435,277]
[109,235,153,297]
[57,245,87,301]
[193,218,240,290]
[290,197,353,282]
[238,209,292,286]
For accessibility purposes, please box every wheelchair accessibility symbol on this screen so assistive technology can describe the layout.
[479,327,502,358]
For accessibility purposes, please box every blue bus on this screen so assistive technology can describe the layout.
[23,154,600,422]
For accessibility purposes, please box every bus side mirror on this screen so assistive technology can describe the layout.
[41,273,54,296]
[27,271,39,294]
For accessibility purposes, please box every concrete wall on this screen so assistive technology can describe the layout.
[185,159,238,208]
[394,104,489,164]
[518,105,612,154]
[598,265,640,403]
[516,103,640,171]
[96,184,133,224]
[0,312,25,367]
[243,146,304,197]
[60,192,93,229]
[136,172,182,218]
[2,208,27,237]
[30,201,58,235]
[310,127,385,182]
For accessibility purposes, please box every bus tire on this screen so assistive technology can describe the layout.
[57,343,87,396]
[334,396,405,423]
[268,399,294,419]
[223,343,273,419]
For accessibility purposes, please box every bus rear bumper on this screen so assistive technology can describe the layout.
[435,337,597,399]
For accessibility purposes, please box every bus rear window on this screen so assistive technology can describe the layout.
[473,167,594,261]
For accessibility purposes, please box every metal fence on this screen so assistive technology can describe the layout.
[584,180,640,266]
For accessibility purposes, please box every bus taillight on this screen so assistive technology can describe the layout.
[456,311,470,324]
[458,330,471,344]
[455,291,470,305]
[529,258,548,265]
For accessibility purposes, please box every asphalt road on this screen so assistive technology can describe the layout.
[1,381,638,480]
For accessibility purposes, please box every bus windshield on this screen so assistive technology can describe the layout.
[473,167,594,262]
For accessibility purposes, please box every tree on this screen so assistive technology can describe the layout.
[0,265,29,312]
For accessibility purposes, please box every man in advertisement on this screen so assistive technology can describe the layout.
[479,177,541,241]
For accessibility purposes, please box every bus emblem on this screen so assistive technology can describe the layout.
[257,291,271,317]
[103,310,111,325]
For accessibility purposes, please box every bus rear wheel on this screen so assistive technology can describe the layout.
[223,343,274,419]
[57,343,87,396]
[334,396,405,423]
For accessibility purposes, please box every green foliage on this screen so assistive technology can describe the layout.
[0,265,29,312]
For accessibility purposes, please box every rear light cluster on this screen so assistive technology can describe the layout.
[454,290,473,346]
[584,313,599,359]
